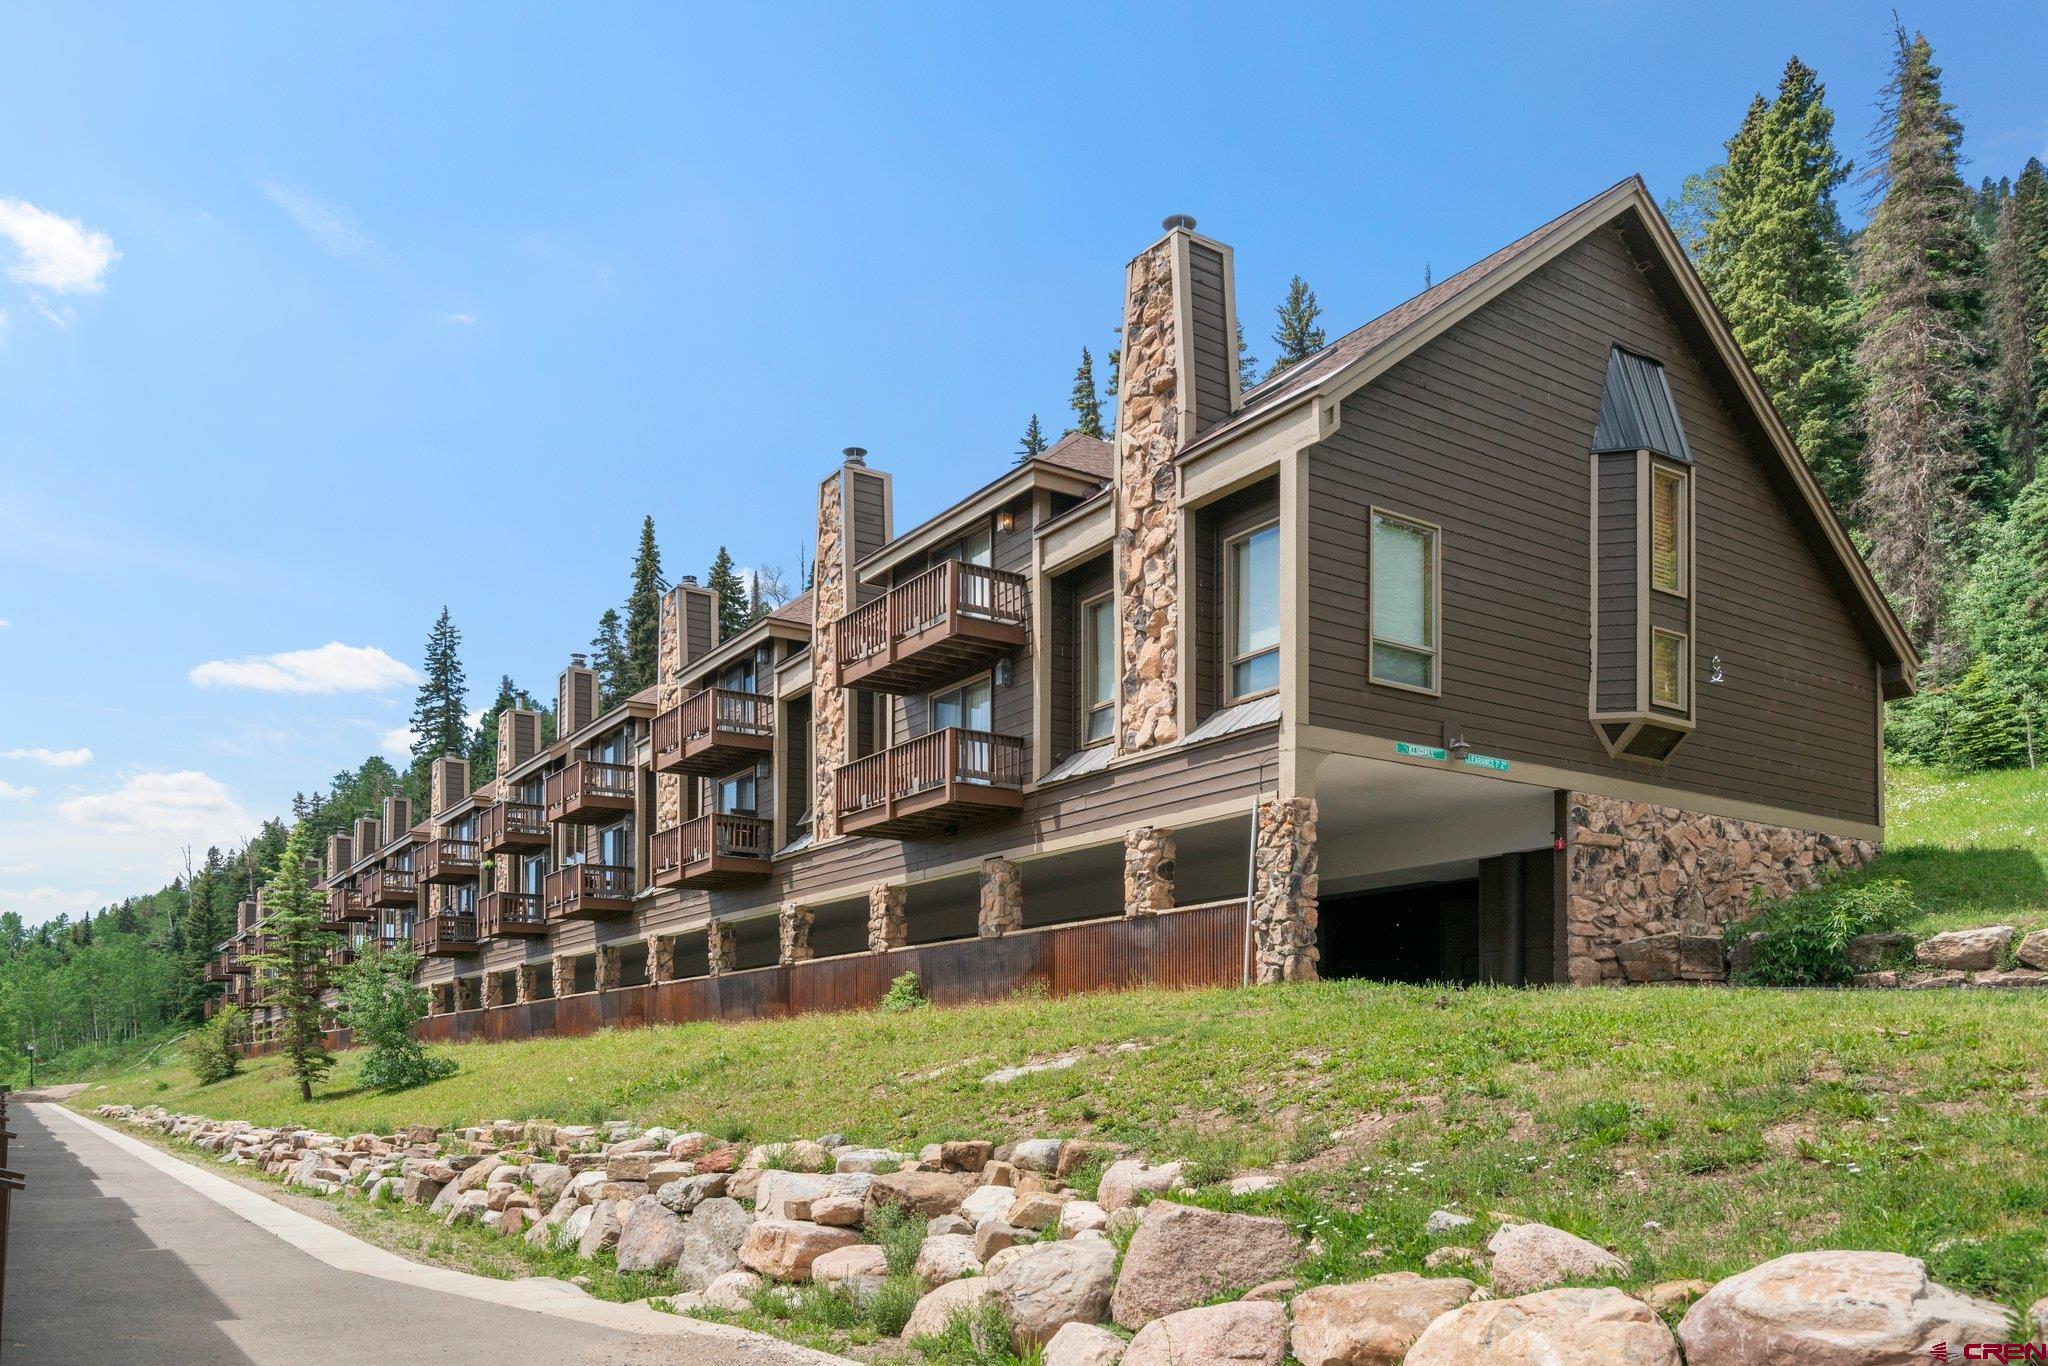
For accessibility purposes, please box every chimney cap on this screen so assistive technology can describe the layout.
[842,446,867,466]
[569,652,588,668]
[680,573,699,586]
[1162,214,1197,232]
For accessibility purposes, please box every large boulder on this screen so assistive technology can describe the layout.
[959,1185,1017,1227]
[865,1169,980,1220]
[2015,929,2048,971]
[614,1196,688,1273]
[1044,1322,1129,1366]
[702,1269,765,1313]
[991,1239,1119,1349]
[655,1172,728,1214]
[1676,1251,2010,1364]
[811,1243,890,1302]
[1485,1221,1629,1296]
[903,1277,994,1342]
[739,1218,862,1281]
[1289,1272,1478,1365]
[1123,1300,1288,1365]
[575,1200,623,1259]
[1110,1202,1300,1328]
[1407,1287,1679,1365]
[1097,1159,1183,1213]
[677,1196,754,1291]
[914,1233,983,1287]
[1915,925,2014,972]
[453,1154,504,1194]
[754,1170,872,1220]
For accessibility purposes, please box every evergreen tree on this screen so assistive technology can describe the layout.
[1698,59,1864,508]
[1016,414,1049,461]
[336,943,453,1090]
[1236,321,1259,392]
[248,826,335,1101]
[706,546,748,641]
[1854,26,1987,645]
[1665,167,1724,261]
[589,610,629,709]
[1988,160,2048,486]
[1067,348,1104,438]
[407,608,469,778]
[621,516,666,695]
[1269,275,1327,376]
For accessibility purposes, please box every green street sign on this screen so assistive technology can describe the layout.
[1395,742,1448,761]
[1461,754,1512,772]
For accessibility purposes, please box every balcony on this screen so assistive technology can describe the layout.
[835,727,1025,840]
[364,866,419,907]
[328,941,357,969]
[419,837,482,884]
[545,863,634,920]
[651,813,773,890]
[834,560,1028,694]
[545,759,635,825]
[203,956,231,983]
[478,890,548,938]
[479,800,549,854]
[321,884,369,931]
[652,688,774,778]
[414,913,480,957]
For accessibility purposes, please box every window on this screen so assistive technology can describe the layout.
[1227,523,1280,698]
[717,769,758,815]
[1081,594,1115,744]
[520,853,547,896]
[1650,465,1687,595]
[720,657,757,693]
[598,822,631,868]
[1370,510,1440,692]
[938,522,993,568]
[1651,628,1688,709]
[931,676,993,733]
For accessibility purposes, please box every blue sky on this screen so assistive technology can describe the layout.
[2,2,2044,924]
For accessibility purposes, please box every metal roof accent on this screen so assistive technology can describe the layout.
[1181,693,1283,745]
[1040,743,1114,785]
[1591,347,1693,463]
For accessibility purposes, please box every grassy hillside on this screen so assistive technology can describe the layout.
[1876,764,2048,934]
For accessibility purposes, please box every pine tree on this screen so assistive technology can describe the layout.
[1017,414,1049,461]
[1989,160,2048,487]
[706,546,748,641]
[1269,276,1327,376]
[621,516,666,695]
[1236,321,1259,392]
[589,611,628,709]
[407,608,468,778]
[1854,26,1987,645]
[249,825,335,1101]
[1698,59,1864,508]
[1067,348,1104,438]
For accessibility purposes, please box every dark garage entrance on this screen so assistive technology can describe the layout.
[1318,850,1561,985]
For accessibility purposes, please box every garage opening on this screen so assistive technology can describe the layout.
[1318,850,1559,985]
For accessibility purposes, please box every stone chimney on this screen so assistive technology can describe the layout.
[655,577,721,830]
[381,794,412,842]
[430,755,470,818]
[325,833,353,880]
[811,447,894,842]
[1115,214,1239,754]
[354,815,381,859]
[558,657,599,737]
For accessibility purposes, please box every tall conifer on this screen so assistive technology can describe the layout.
[621,516,666,694]
[1016,414,1049,461]
[589,611,628,708]
[1269,276,1327,375]
[707,547,748,642]
[249,826,335,1101]
[1989,160,2048,485]
[1068,349,1104,438]
[407,608,468,778]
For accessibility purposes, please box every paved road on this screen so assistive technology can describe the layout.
[2,1104,832,1365]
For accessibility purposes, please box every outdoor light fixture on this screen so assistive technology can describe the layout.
[995,657,1014,688]
[996,509,1015,533]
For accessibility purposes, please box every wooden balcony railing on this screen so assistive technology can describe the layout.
[479,800,549,854]
[650,813,773,890]
[364,866,419,907]
[835,727,1026,839]
[545,759,636,825]
[651,688,774,777]
[414,913,480,957]
[419,837,482,884]
[478,890,547,938]
[203,956,232,983]
[833,560,1029,693]
[545,863,634,920]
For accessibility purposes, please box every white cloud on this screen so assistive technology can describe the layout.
[189,642,419,694]
[0,198,120,293]
[0,781,35,801]
[0,618,11,627]
[58,770,251,839]
[447,312,476,325]
[0,862,38,876]
[0,886,105,916]
[3,746,91,768]
[260,180,384,262]
[379,706,484,759]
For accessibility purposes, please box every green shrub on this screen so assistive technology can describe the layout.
[1728,877,1916,986]
[908,1297,1031,1364]
[867,1201,926,1276]
[865,1273,923,1338]
[338,944,457,1090]
[184,1005,245,1085]
[879,971,928,1013]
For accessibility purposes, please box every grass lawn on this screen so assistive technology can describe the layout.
[1875,764,2048,936]
[75,978,2048,1319]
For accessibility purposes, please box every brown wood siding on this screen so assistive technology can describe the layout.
[1187,241,1233,436]
[783,694,811,834]
[686,590,715,657]
[850,468,890,565]
[1048,554,1112,765]
[1304,225,1880,825]
[1195,479,1281,724]
[1596,453,1637,712]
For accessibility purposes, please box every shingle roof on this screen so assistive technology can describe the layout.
[769,589,814,626]
[1037,432,1112,480]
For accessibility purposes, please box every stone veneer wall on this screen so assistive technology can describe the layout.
[1566,793,1877,985]
[779,903,815,965]
[654,586,686,832]
[812,469,850,842]
[1115,236,1183,754]
[1251,797,1320,984]
[1122,826,1176,917]
[868,883,907,953]
[978,858,1021,938]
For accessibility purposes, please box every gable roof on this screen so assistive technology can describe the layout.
[1038,431,1112,479]
[1183,176,1917,687]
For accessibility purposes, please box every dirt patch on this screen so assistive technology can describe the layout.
[12,1083,90,1103]
[1763,1119,1820,1158]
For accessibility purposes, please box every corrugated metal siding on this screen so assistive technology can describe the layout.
[1182,693,1282,745]
[1592,347,1693,463]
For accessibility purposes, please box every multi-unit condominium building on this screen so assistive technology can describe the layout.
[227,176,1916,1040]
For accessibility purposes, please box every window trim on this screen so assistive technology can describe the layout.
[1649,461,1689,599]
[1367,506,1444,697]
[1078,590,1116,748]
[1223,518,1282,703]
[927,670,996,736]
[1650,627,1689,710]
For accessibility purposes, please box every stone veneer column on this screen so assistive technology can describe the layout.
[811,465,852,842]
[1565,793,1877,985]
[978,858,1022,938]
[655,587,687,832]
[427,983,452,1016]
[480,972,504,1010]
[867,883,907,953]
[455,977,483,1012]
[705,920,736,976]
[594,944,622,993]
[1114,233,1183,755]
[1123,827,1177,917]
[649,934,681,984]
[779,903,815,965]
[1250,797,1320,984]
[552,952,576,998]
[516,962,546,1004]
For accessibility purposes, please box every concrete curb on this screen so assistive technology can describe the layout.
[40,1103,848,1364]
